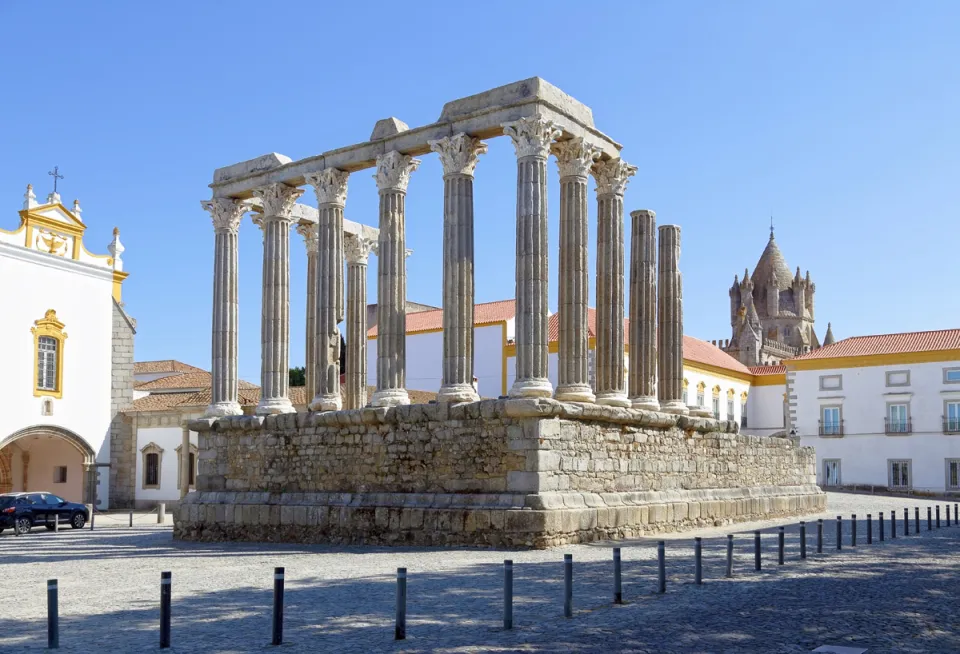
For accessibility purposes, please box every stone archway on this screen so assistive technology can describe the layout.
[0,425,97,504]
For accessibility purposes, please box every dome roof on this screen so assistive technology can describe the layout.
[751,232,792,289]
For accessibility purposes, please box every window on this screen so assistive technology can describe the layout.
[41,397,53,416]
[696,383,705,407]
[53,466,67,484]
[727,397,734,420]
[741,401,748,428]
[682,379,689,406]
[944,368,960,384]
[887,403,910,434]
[31,309,67,399]
[141,442,163,490]
[945,401,960,433]
[886,370,910,387]
[821,406,842,435]
[712,397,720,419]
[819,374,842,391]
[823,459,841,486]
[176,443,199,490]
[947,459,960,491]
[45,494,65,505]
[889,459,911,490]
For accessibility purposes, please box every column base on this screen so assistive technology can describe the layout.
[370,388,410,407]
[509,378,553,399]
[690,406,713,419]
[595,391,630,408]
[555,384,596,404]
[630,396,660,411]
[659,400,689,415]
[437,384,480,404]
[255,396,296,416]
[204,401,244,417]
[309,393,343,412]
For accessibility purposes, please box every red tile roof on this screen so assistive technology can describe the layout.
[134,360,206,374]
[789,329,960,361]
[750,365,787,376]
[134,371,258,391]
[129,386,438,412]
[682,335,753,376]
[368,299,514,337]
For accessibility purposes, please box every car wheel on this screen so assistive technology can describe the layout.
[70,512,86,529]
[16,517,32,533]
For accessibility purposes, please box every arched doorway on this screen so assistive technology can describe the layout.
[0,426,97,504]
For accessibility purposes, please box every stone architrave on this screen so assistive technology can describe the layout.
[251,183,303,415]
[371,151,420,407]
[344,235,376,409]
[628,209,659,410]
[201,198,246,417]
[658,224,687,414]
[502,116,563,398]
[552,138,601,403]
[305,169,349,412]
[428,133,488,404]
[296,223,319,401]
[591,158,637,407]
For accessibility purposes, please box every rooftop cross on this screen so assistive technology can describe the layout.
[770,215,774,239]
[48,166,64,193]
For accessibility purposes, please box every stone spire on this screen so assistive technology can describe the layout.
[108,227,124,272]
[751,230,792,290]
[823,322,835,346]
[73,199,83,222]
[23,184,37,210]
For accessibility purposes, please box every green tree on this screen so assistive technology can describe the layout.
[289,366,306,387]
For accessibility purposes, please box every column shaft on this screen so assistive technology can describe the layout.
[345,252,369,409]
[658,224,687,414]
[594,192,626,405]
[628,210,659,409]
[298,224,319,401]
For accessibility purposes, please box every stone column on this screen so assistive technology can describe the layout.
[344,235,375,409]
[551,138,600,403]
[201,198,246,417]
[296,223,319,401]
[658,224,687,414]
[305,169,349,412]
[628,209,659,410]
[429,133,488,404]
[180,424,190,500]
[371,151,420,407]
[252,183,303,415]
[502,116,562,398]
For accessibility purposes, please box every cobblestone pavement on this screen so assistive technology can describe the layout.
[1,493,958,653]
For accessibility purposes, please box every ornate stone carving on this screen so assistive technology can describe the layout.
[253,183,303,220]
[502,116,563,159]
[374,150,421,192]
[250,213,264,230]
[428,133,488,177]
[305,169,349,206]
[592,158,638,197]
[551,137,601,179]
[345,235,376,264]
[201,198,247,232]
[296,223,319,253]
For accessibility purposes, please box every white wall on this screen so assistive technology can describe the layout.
[796,359,960,491]
[0,243,115,505]
[745,383,786,436]
[135,425,198,504]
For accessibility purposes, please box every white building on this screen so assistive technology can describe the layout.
[791,330,960,494]
[0,184,133,508]
[745,365,787,436]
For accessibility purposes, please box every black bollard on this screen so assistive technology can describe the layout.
[851,514,857,547]
[754,531,762,570]
[657,541,666,593]
[936,505,941,528]
[914,506,919,533]
[613,549,622,604]
[947,505,951,527]
[800,522,807,559]
[160,571,171,649]
[564,554,573,618]
[129,510,133,528]
[395,568,407,640]
[777,527,785,565]
[817,519,824,553]
[892,509,897,538]
[47,579,59,649]
[867,514,872,544]
[927,506,932,531]
[504,560,513,629]
[904,508,910,536]
[955,504,958,525]
[836,516,842,551]
[695,538,703,585]
[879,512,885,541]
[725,534,734,577]
[272,567,284,646]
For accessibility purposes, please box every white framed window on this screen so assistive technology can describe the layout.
[141,442,163,490]
[885,370,910,387]
[696,385,705,407]
[823,459,841,486]
[176,443,199,490]
[37,336,58,391]
[944,368,960,384]
[888,459,911,490]
[887,403,910,434]
[819,374,842,391]
[946,459,960,491]
[945,401,960,433]
[727,397,734,420]
[820,406,842,435]
[712,396,720,419]
[53,466,67,484]
[741,400,748,428]
[682,380,689,406]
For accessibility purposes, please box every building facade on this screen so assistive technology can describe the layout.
[0,185,132,508]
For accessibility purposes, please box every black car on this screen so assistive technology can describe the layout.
[0,492,88,534]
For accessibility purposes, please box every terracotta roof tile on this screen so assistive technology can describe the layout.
[134,371,258,391]
[368,299,514,337]
[129,392,199,412]
[749,365,787,376]
[134,360,206,374]
[789,329,960,361]
[132,386,438,413]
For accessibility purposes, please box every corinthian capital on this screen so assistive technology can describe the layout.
[551,137,601,179]
[374,150,421,193]
[345,235,376,264]
[305,169,349,206]
[296,222,319,253]
[501,116,564,160]
[428,133,488,177]
[252,183,303,221]
[201,198,247,233]
[592,158,638,197]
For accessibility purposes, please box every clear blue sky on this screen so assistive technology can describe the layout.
[2,1,958,384]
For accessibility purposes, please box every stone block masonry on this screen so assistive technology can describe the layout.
[176,399,824,548]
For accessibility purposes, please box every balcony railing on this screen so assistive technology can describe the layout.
[884,418,912,435]
[944,417,960,434]
[819,419,844,436]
